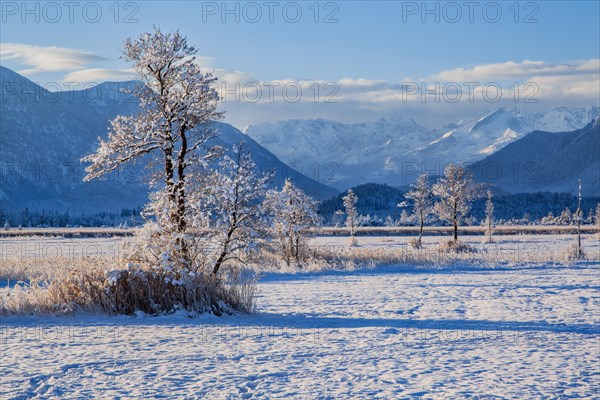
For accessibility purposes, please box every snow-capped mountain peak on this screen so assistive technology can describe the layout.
[246,106,599,190]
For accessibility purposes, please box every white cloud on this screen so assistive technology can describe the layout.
[337,78,387,88]
[431,59,599,82]
[3,44,597,128]
[215,59,600,128]
[63,68,135,83]
[0,43,106,75]
[212,59,598,110]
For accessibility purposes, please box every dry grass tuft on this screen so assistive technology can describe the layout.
[0,263,257,317]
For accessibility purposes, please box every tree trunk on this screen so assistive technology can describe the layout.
[453,219,458,241]
[176,128,188,234]
[213,208,238,275]
[212,242,229,275]
[175,129,189,263]
[287,233,294,264]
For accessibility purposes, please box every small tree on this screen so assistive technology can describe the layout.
[404,173,432,248]
[385,215,395,227]
[263,179,320,264]
[201,145,272,275]
[574,179,584,259]
[433,164,474,242]
[558,208,572,225]
[342,189,358,243]
[541,212,555,225]
[485,189,494,243]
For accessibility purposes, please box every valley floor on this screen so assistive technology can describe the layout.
[1,252,599,398]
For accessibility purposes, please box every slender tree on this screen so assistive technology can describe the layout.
[433,164,474,242]
[343,189,358,237]
[404,174,432,248]
[575,179,584,259]
[485,189,494,243]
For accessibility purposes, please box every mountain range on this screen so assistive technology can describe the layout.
[245,106,599,191]
[0,66,337,214]
[1,65,598,216]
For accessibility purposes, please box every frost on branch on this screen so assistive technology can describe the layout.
[192,144,273,275]
[81,27,223,272]
[78,29,264,315]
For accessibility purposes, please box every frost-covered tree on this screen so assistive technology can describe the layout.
[433,164,474,242]
[596,203,600,238]
[384,215,395,227]
[574,179,584,259]
[263,179,320,264]
[398,209,411,225]
[199,145,272,275]
[82,28,223,268]
[404,174,432,248]
[332,210,344,228]
[541,212,555,225]
[485,190,494,243]
[558,208,572,225]
[342,189,358,237]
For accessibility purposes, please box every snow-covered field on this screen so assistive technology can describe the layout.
[1,234,599,398]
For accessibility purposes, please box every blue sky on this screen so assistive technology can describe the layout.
[1,1,599,128]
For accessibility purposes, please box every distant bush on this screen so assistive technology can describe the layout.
[565,243,586,262]
[408,237,422,249]
[440,240,478,254]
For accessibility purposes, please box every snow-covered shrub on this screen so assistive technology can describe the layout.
[101,265,234,316]
[0,260,257,316]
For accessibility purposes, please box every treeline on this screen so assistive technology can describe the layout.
[2,186,599,229]
[0,207,143,228]
[319,183,600,227]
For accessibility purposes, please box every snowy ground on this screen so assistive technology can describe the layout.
[1,234,599,398]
